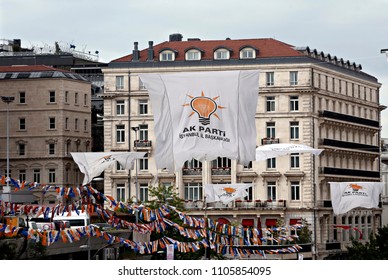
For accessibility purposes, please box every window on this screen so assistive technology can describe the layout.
[290,71,298,86]
[19,169,26,182]
[244,185,253,200]
[140,184,149,202]
[139,99,148,115]
[116,184,125,202]
[84,119,88,131]
[116,100,125,115]
[19,92,26,104]
[290,153,300,169]
[290,121,299,140]
[48,169,56,183]
[267,182,276,201]
[184,158,202,169]
[244,161,253,169]
[65,91,69,103]
[49,117,56,129]
[84,93,88,106]
[33,169,40,183]
[291,182,299,200]
[184,183,203,201]
[160,51,174,61]
[267,158,276,169]
[290,96,299,111]
[116,125,125,143]
[139,153,148,171]
[75,92,79,105]
[19,144,25,156]
[116,76,124,90]
[186,50,201,61]
[266,96,275,112]
[75,118,79,131]
[212,157,231,169]
[49,91,56,103]
[49,143,55,155]
[240,48,255,59]
[19,118,26,130]
[116,161,124,171]
[139,124,148,141]
[266,72,274,86]
[214,49,229,60]
[266,122,276,138]
[65,117,69,130]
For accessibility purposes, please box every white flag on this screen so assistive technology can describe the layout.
[139,70,259,171]
[205,184,252,204]
[256,143,323,161]
[329,182,383,215]
[71,152,146,185]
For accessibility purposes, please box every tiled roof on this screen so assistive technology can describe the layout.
[0,65,88,81]
[112,38,304,63]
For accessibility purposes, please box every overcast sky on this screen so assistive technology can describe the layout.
[2,0,388,136]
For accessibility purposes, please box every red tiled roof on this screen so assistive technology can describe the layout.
[112,38,304,62]
[0,65,64,73]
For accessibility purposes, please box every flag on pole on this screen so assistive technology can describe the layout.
[139,70,259,171]
[329,182,383,215]
[255,143,323,161]
[71,152,146,185]
[205,184,252,204]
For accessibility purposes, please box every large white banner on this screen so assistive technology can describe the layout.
[71,152,146,185]
[256,143,323,161]
[329,182,383,215]
[139,70,259,171]
[205,184,252,204]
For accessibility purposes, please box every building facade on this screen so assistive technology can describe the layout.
[0,65,92,204]
[102,34,383,259]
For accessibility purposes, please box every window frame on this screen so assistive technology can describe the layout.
[49,117,56,129]
[290,71,298,86]
[19,118,26,130]
[19,92,26,104]
[290,96,299,111]
[116,183,126,202]
[116,100,125,115]
[116,125,126,143]
[214,49,230,60]
[49,91,56,103]
[266,96,275,112]
[240,47,255,59]
[184,183,203,201]
[290,153,300,169]
[290,121,300,140]
[185,50,201,61]
[139,99,148,115]
[267,182,277,201]
[291,181,300,201]
[116,76,124,90]
[266,72,274,86]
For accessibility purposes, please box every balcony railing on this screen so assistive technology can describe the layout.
[320,167,380,178]
[184,199,287,211]
[320,110,379,128]
[134,140,152,148]
[261,138,280,145]
[211,168,231,175]
[321,138,379,153]
[182,168,202,176]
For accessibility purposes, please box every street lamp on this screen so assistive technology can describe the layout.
[1,96,15,201]
[131,126,140,222]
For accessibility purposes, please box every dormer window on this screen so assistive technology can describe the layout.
[185,49,201,61]
[160,50,175,61]
[214,48,230,60]
[240,47,256,59]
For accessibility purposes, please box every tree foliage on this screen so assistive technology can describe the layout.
[346,225,388,260]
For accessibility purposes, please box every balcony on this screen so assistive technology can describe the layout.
[211,168,231,176]
[261,138,280,145]
[320,110,379,128]
[182,168,202,176]
[134,140,152,149]
[320,167,380,178]
[321,138,379,153]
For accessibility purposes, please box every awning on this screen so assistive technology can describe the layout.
[241,219,254,227]
[290,218,301,225]
[265,218,277,227]
[217,217,230,225]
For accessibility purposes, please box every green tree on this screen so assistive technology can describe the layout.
[346,225,388,260]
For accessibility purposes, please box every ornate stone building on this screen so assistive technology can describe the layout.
[101,34,383,259]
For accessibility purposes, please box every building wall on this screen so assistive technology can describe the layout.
[0,75,91,203]
[102,42,382,258]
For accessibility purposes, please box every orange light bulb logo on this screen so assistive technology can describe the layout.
[190,96,217,125]
[183,91,226,125]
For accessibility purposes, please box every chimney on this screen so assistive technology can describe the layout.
[147,41,154,61]
[169,33,183,42]
[132,42,139,61]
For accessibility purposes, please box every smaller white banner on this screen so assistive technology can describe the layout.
[205,184,252,204]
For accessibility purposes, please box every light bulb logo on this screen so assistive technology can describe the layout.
[183,91,226,125]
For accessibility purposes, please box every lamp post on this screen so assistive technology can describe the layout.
[131,126,140,223]
[1,96,15,201]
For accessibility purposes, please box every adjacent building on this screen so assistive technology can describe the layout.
[0,65,92,204]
